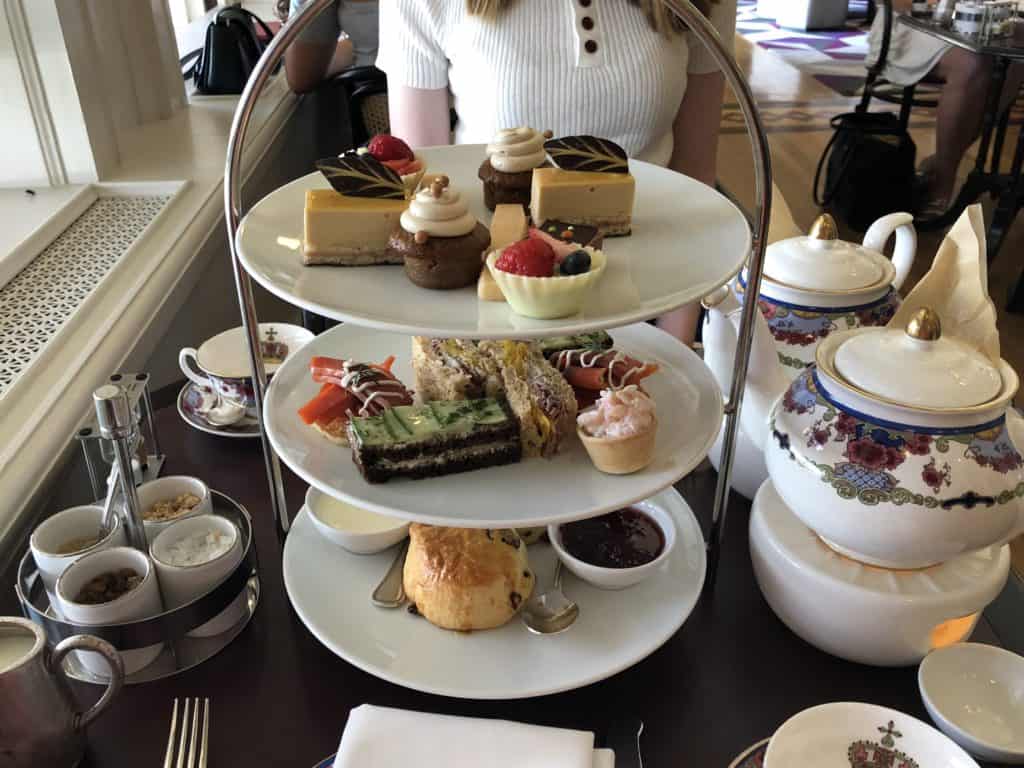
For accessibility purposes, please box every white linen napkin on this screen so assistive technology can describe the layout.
[335,704,611,768]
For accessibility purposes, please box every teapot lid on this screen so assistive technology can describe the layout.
[833,308,1003,408]
[763,214,895,293]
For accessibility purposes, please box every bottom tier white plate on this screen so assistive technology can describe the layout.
[283,487,706,699]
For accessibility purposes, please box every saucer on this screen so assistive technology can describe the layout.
[177,382,260,439]
[919,643,1024,764]
[764,702,978,768]
[727,738,768,768]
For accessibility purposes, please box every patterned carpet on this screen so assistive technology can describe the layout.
[736,0,872,97]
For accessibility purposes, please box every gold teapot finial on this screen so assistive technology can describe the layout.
[809,213,838,241]
[906,307,942,341]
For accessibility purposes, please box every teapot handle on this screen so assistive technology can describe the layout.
[863,213,916,292]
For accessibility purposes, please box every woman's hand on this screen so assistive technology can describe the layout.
[387,85,452,147]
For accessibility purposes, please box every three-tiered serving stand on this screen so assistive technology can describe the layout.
[224,0,772,698]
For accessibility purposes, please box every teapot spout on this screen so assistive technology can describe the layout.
[702,285,790,451]
[863,212,917,292]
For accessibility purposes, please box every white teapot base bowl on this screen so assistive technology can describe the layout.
[750,479,1011,667]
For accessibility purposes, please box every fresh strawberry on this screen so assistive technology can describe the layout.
[382,157,422,175]
[495,239,556,277]
[367,134,414,162]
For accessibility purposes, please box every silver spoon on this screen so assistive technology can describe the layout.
[522,559,579,635]
[372,539,409,608]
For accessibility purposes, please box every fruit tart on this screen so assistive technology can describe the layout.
[485,237,606,319]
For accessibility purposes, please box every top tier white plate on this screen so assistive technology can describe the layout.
[236,144,750,339]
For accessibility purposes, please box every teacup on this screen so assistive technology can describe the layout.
[179,323,313,416]
[30,505,127,616]
[56,547,164,677]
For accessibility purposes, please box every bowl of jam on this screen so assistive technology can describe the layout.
[548,502,676,590]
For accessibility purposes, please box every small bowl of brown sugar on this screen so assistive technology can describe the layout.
[136,476,212,538]
[55,546,164,677]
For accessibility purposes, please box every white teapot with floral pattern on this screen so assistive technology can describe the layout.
[764,307,1024,569]
[735,212,917,373]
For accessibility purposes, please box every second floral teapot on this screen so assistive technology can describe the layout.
[734,211,917,373]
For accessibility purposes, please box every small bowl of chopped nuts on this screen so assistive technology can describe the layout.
[136,476,212,540]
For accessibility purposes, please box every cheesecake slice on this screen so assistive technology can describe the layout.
[303,189,408,266]
[530,167,635,237]
[478,203,528,301]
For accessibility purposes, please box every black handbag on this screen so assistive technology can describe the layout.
[813,110,917,232]
[189,7,275,95]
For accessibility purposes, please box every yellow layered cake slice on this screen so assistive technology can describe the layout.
[303,189,409,266]
[529,168,635,237]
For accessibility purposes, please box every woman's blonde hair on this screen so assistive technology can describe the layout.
[466,0,715,33]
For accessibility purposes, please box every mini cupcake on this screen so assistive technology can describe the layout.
[478,127,551,211]
[577,386,657,475]
[391,176,491,290]
[486,238,606,319]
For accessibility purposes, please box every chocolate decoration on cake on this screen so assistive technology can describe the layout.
[538,220,603,250]
[543,135,629,174]
[315,152,405,199]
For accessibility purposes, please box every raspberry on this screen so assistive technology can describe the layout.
[495,239,556,277]
[367,134,414,162]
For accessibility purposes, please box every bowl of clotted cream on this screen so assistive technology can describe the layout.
[305,486,409,554]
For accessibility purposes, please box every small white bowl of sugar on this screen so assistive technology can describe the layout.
[150,514,246,638]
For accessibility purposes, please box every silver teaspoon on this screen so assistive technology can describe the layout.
[372,539,409,608]
[522,559,579,635]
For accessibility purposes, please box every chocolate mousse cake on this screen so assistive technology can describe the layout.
[478,127,551,210]
[389,176,491,290]
[346,398,522,483]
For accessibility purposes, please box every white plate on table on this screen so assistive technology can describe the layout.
[284,486,706,700]
[236,144,750,339]
[264,322,722,528]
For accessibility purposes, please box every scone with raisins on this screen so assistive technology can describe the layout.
[403,524,534,631]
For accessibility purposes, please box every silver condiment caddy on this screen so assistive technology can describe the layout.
[16,379,261,684]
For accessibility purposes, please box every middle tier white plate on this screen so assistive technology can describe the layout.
[236,143,750,339]
[264,322,722,527]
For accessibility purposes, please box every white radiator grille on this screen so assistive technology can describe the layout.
[0,195,171,396]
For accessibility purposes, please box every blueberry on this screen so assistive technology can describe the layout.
[560,249,591,276]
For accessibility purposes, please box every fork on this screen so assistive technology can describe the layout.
[162,697,209,768]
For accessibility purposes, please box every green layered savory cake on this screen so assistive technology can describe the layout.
[347,398,522,483]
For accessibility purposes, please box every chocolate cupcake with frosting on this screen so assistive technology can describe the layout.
[478,127,550,211]
[390,176,491,290]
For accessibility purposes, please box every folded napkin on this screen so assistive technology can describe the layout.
[335,705,611,768]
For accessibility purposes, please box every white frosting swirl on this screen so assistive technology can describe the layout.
[400,185,477,238]
[486,127,547,173]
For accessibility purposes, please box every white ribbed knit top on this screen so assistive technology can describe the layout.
[377,0,736,166]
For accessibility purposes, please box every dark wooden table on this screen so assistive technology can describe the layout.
[1,392,1007,767]
[898,14,1024,311]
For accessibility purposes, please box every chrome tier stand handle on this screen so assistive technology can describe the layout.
[660,0,774,590]
[224,0,337,539]
[223,0,774,580]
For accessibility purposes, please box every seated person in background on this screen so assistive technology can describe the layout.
[866,0,1024,217]
[278,0,379,93]
[377,0,738,345]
